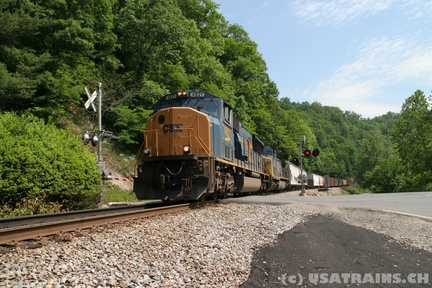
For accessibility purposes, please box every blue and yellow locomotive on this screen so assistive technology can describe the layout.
[133,91,291,201]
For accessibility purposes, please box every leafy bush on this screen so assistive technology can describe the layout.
[0,113,101,215]
[0,194,63,218]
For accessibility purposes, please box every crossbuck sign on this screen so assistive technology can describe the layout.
[84,86,97,112]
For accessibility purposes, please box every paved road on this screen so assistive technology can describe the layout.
[224,192,432,220]
[240,215,432,287]
[226,192,432,287]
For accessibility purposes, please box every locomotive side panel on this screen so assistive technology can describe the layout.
[263,147,290,191]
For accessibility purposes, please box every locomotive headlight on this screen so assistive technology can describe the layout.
[143,147,151,156]
[183,145,191,154]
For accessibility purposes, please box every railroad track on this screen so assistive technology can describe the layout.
[0,201,211,245]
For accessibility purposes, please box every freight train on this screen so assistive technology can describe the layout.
[133,91,347,202]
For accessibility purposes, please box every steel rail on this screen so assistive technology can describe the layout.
[0,204,149,229]
[0,203,192,245]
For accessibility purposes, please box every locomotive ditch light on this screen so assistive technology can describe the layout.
[183,145,191,154]
[143,147,151,156]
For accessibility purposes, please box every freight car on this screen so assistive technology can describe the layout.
[287,162,306,190]
[133,91,346,201]
[307,172,325,189]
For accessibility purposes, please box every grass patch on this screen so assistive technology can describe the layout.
[102,182,138,203]
[342,186,372,195]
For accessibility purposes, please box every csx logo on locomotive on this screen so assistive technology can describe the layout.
[163,123,183,133]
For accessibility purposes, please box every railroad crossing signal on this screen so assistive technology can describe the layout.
[84,87,97,112]
[82,83,113,181]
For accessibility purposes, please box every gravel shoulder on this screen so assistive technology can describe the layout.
[1,201,431,287]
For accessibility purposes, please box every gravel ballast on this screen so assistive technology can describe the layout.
[1,203,431,287]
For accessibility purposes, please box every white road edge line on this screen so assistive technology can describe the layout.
[382,210,432,221]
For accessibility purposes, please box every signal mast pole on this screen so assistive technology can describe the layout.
[95,83,112,180]
[299,136,306,196]
[97,83,103,164]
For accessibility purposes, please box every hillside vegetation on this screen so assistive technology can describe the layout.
[1,0,432,215]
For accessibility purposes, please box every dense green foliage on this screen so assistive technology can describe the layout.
[0,113,101,215]
[390,90,432,191]
[1,0,431,214]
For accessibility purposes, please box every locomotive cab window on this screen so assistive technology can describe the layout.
[196,100,219,117]
[223,104,232,125]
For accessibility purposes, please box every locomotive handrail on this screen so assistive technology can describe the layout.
[182,127,212,156]
[143,129,160,156]
[176,113,212,157]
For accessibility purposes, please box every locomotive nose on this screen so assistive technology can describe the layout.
[144,107,211,157]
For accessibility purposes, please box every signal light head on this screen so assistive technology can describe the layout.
[82,131,90,141]
[91,135,98,147]
[303,149,311,157]
[312,149,320,156]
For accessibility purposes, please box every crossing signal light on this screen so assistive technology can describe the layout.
[292,157,299,166]
[81,130,119,147]
[91,134,99,147]
[304,149,320,157]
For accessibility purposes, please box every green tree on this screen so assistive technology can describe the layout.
[391,90,432,189]
[0,0,118,119]
[363,156,404,193]
[356,130,393,186]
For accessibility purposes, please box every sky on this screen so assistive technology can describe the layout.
[215,0,432,118]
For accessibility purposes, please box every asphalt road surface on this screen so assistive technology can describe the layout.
[225,191,432,220]
[225,192,432,287]
[240,215,432,287]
